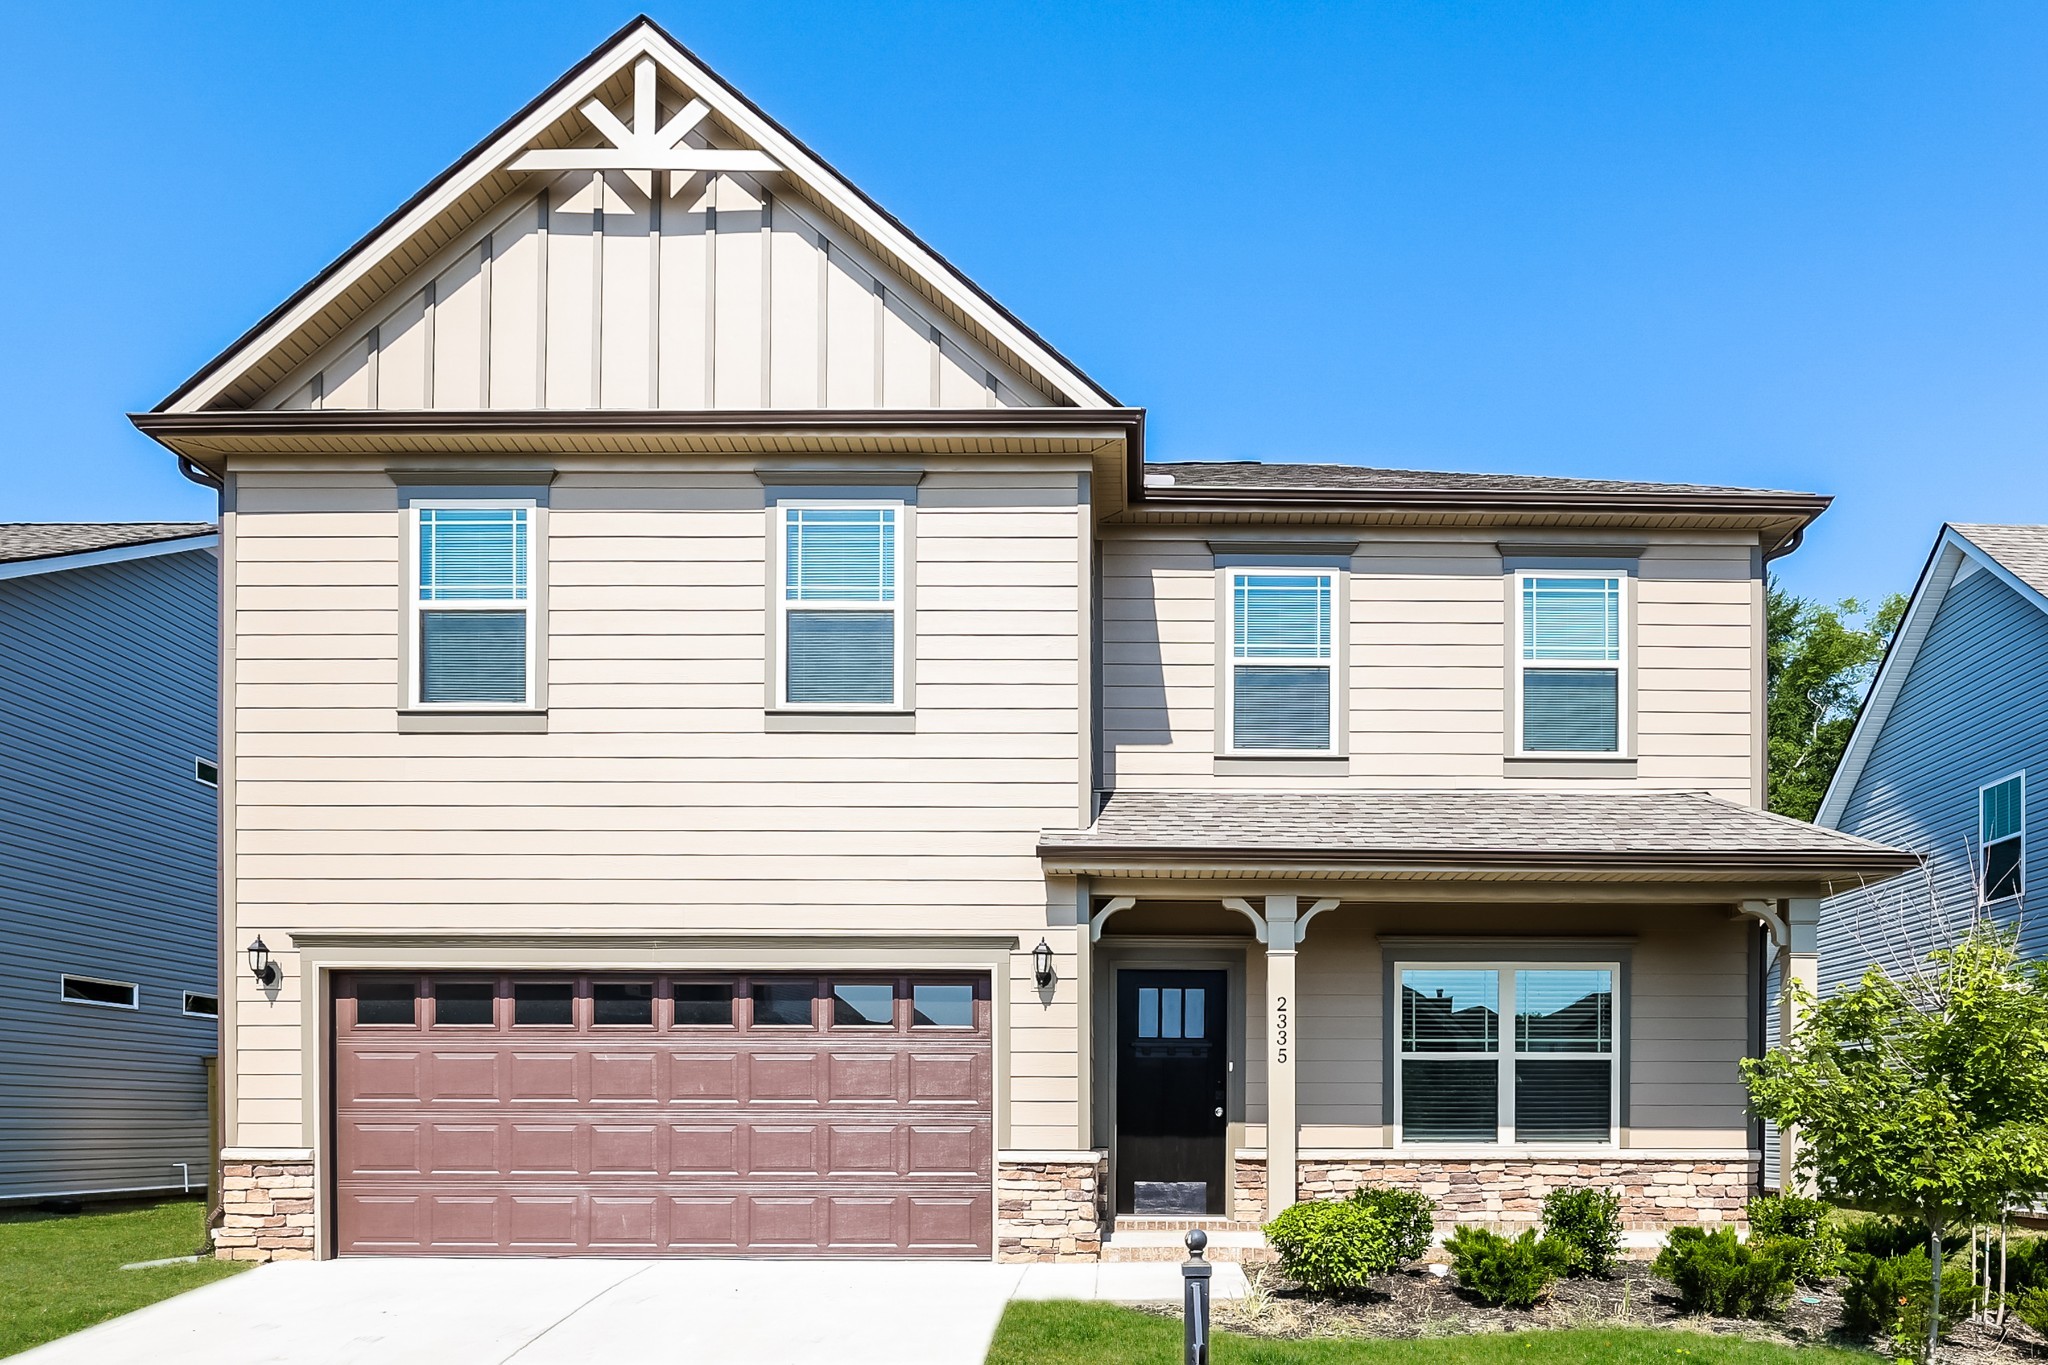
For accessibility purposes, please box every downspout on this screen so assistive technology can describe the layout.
[178,455,224,491]
[1762,523,1805,565]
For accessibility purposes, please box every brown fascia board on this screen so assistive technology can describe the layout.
[1035,841,1922,877]
[131,406,1146,470]
[155,15,1121,414]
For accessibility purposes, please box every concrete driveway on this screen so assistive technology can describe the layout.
[20,1256,1247,1365]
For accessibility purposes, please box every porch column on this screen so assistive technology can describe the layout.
[1778,897,1821,1195]
[1265,893,1300,1218]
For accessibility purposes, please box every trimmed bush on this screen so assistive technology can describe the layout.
[1837,1213,1923,1260]
[1443,1226,1572,1308]
[2002,1234,2048,1297]
[2014,1283,2048,1337]
[1838,1248,1971,1345]
[1540,1187,1623,1277]
[1745,1194,1841,1285]
[1263,1200,1396,1294]
[1652,1226,1798,1318]
[1346,1186,1436,1265]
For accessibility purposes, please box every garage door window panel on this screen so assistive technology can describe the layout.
[355,978,419,1027]
[832,982,896,1028]
[593,981,655,1027]
[752,980,818,1028]
[432,980,496,1027]
[912,982,976,1029]
[673,982,735,1028]
[513,981,574,1027]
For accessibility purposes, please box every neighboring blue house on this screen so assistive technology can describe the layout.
[0,523,220,1204]
[1816,523,2048,992]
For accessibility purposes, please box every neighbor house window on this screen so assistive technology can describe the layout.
[1397,964,1616,1145]
[412,502,534,707]
[182,991,219,1018]
[1517,572,1625,754]
[61,975,139,1010]
[1227,568,1335,751]
[193,759,219,787]
[1981,773,2026,902]
[778,504,903,707]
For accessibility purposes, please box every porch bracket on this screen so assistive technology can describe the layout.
[1219,897,1270,944]
[1088,896,1138,943]
[1735,898,1788,949]
[1296,898,1342,942]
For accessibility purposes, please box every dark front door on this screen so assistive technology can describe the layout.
[1116,969,1228,1215]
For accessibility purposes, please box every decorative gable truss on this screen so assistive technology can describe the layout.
[266,57,1048,412]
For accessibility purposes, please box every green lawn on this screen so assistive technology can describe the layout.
[0,1199,247,1358]
[985,1303,1874,1364]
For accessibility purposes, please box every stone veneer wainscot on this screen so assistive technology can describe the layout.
[996,1156,1105,1262]
[1234,1156,1758,1229]
[214,1158,316,1261]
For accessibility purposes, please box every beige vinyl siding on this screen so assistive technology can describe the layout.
[223,465,1088,1149]
[1101,532,1760,801]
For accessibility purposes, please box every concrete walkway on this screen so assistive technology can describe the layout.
[19,1256,1248,1365]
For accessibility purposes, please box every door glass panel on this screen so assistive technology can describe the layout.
[911,982,974,1028]
[1160,987,1183,1039]
[1137,987,1159,1039]
[355,978,417,1026]
[1401,970,1498,1052]
[673,982,734,1026]
[592,981,654,1026]
[513,981,573,1026]
[1183,987,1206,1040]
[832,983,894,1027]
[433,980,494,1026]
[752,981,815,1027]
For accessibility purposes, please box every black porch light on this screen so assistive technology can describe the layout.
[1032,938,1056,989]
[246,936,279,987]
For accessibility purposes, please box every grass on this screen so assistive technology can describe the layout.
[985,1302,1876,1364]
[0,1199,248,1358]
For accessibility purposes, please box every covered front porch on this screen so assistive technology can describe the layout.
[1034,789,1918,1261]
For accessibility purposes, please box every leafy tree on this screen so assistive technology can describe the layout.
[1766,580,1905,821]
[1744,930,2048,1361]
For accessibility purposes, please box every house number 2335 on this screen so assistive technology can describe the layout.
[1275,994,1290,1065]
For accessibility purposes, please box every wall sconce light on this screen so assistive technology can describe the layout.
[247,937,279,987]
[1032,938,1056,989]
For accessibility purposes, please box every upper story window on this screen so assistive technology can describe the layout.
[778,504,904,708]
[1981,773,2025,902]
[411,503,534,708]
[1227,569,1335,752]
[1516,572,1626,755]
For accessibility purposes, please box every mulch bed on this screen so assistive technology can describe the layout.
[1138,1260,2048,1360]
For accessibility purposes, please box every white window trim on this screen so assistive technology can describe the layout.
[775,500,908,711]
[1392,959,1620,1150]
[1512,569,1630,758]
[182,991,220,1018]
[1223,566,1338,756]
[407,499,538,711]
[1980,770,2027,905]
[60,974,139,1011]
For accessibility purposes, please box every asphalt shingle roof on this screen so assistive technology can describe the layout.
[0,523,215,566]
[1040,789,1915,873]
[1143,461,1814,501]
[1952,524,2048,601]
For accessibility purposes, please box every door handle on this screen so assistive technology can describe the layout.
[1213,1106,1224,1118]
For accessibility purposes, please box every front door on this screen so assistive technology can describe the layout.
[1116,969,1228,1215]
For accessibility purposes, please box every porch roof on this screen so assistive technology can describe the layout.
[1038,789,1921,884]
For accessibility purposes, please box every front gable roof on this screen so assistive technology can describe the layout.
[1815,523,2048,829]
[156,16,1116,415]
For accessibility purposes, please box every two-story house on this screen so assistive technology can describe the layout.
[132,18,1914,1263]
[1816,525,2047,994]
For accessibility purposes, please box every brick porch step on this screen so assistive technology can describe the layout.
[1103,1216,1276,1264]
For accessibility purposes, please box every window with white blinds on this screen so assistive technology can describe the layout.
[412,503,533,707]
[1517,572,1625,754]
[1227,569,1335,751]
[1397,964,1616,1145]
[1981,773,2026,902]
[779,504,903,707]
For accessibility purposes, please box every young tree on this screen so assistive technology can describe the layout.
[1744,930,2048,1361]
[1766,582,1905,821]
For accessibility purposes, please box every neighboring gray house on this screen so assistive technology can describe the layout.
[0,523,220,1203]
[1817,524,2048,991]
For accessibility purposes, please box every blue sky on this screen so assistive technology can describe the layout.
[4,2,2045,605]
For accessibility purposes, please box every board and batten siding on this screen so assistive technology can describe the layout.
[226,466,1090,1150]
[1820,565,2048,994]
[1098,531,1761,798]
[261,171,1052,413]
[0,550,219,1201]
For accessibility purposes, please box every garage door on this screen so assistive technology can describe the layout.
[332,972,992,1256]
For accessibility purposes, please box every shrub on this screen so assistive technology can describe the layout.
[1837,1213,1923,1260]
[1346,1186,1436,1265]
[1263,1200,1396,1294]
[1540,1187,1623,1277]
[1652,1226,1799,1318]
[1745,1194,1841,1285]
[2014,1283,2048,1337]
[2002,1235,2048,1297]
[1443,1226,1571,1308]
[1838,1248,1971,1345]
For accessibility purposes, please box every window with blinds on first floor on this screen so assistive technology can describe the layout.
[1396,963,1617,1145]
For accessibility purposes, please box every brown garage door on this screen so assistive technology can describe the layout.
[332,972,992,1257]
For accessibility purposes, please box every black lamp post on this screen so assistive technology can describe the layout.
[246,937,279,987]
[1032,938,1055,989]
